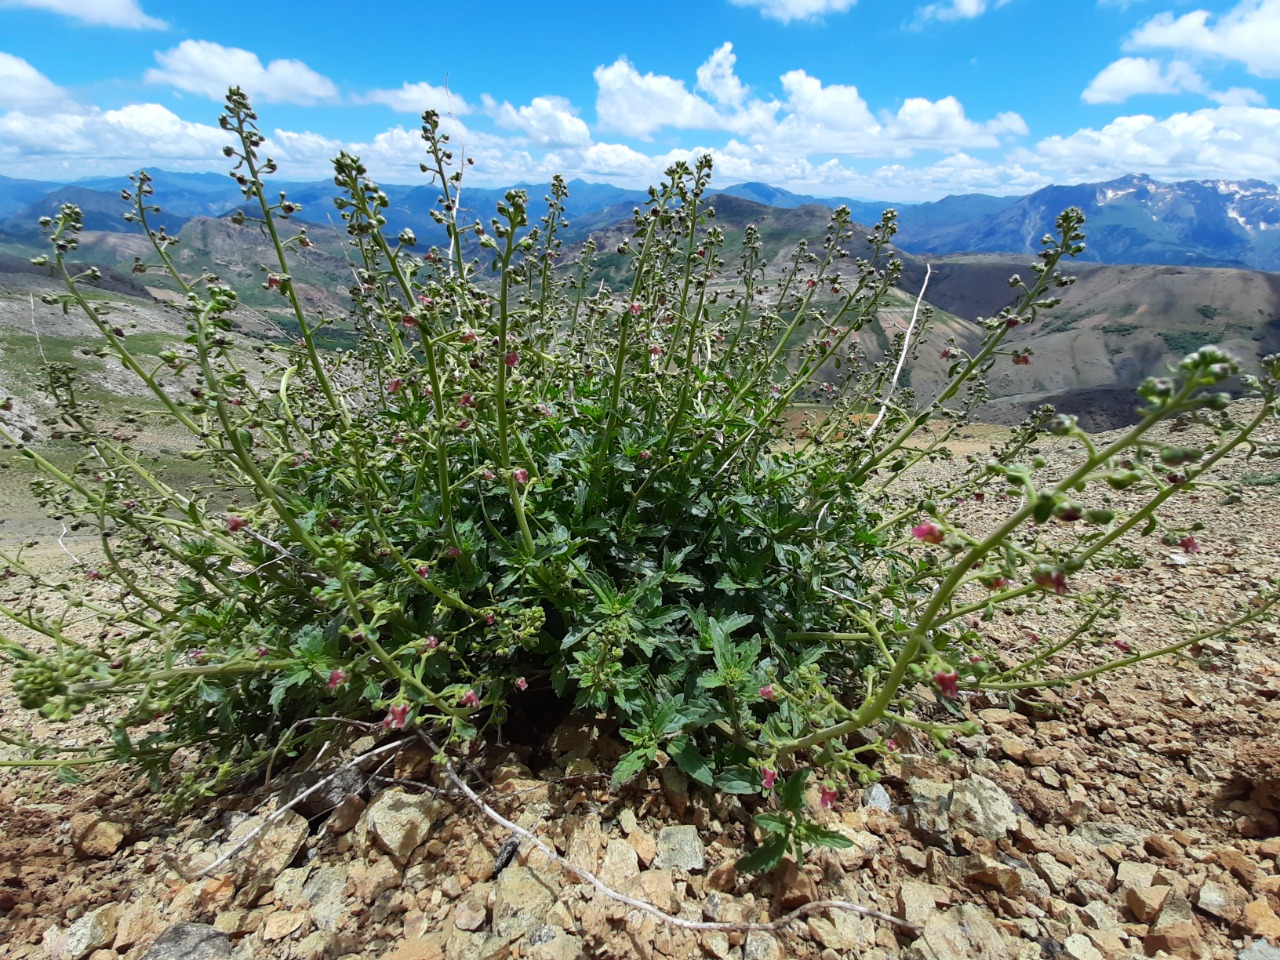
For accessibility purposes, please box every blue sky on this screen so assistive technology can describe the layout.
[0,0,1276,200]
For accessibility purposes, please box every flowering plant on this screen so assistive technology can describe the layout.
[1,89,1277,868]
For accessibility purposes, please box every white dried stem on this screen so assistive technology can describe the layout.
[865,263,931,443]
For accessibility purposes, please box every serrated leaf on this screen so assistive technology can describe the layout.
[779,768,809,813]
[753,812,791,836]
[672,741,714,786]
[801,825,855,849]
[610,746,653,788]
[735,835,786,874]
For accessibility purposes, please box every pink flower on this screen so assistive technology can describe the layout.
[1033,569,1069,595]
[639,450,652,461]
[1180,535,1201,554]
[226,515,248,532]
[482,469,495,481]
[512,468,529,484]
[86,569,103,581]
[649,345,663,356]
[267,275,281,290]
[387,377,404,393]
[629,302,643,316]
[415,565,431,578]
[819,785,838,809]
[912,522,944,545]
[934,669,960,700]
[1113,638,1133,653]
[461,689,481,708]
[327,669,348,689]
[885,739,898,752]
[762,768,777,790]
[425,635,440,649]
[759,684,776,701]
[1012,353,1031,366]
[446,545,462,558]
[460,329,477,344]
[383,704,410,730]
[402,314,417,327]
[459,393,475,407]
[456,419,470,429]
[807,279,817,289]
[505,352,520,367]
[514,677,528,691]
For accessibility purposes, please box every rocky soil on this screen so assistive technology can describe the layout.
[2,410,1280,960]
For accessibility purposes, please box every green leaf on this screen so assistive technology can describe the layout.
[735,835,787,874]
[800,824,855,850]
[779,768,809,813]
[610,746,654,788]
[753,812,791,836]
[672,741,714,786]
[714,764,758,795]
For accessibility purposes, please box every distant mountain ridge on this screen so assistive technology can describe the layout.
[1,170,1278,271]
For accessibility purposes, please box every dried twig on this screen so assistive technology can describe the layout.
[865,263,931,443]
[414,728,920,936]
[169,735,406,881]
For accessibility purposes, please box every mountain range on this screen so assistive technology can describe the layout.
[2,171,1278,273]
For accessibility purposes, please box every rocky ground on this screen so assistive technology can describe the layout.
[3,410,1280,960]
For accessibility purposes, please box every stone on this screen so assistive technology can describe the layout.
[113,896,163,950]
[1239,943,1280,960]
[260,910,307,942]
[1073,822,1146,849]
[225,809,309,884]
[1195,878,1247,923]
[454,893,488,932]
[897,881,950,927]
[660,766,690,818]
[328,795,365,835]
[566,814,602,873]
[301,865,350,933]
[702,930,732,958]
[1145,894,1201,956]
[862,784,892,810]
[1031,853,1074,896]
[628,828,657,867]
[906,779,953,845]
[278,764,367,818]
[137,924,231,960]
[363,790,448,867]
[1243,898,1280,940]
[492,865,558,939]
[1216,848,1261,889]
[1062,933,1104,960]
[706,861,737,893]
[907,903,1010,959]
[774,859,819,910]
[654,824,705,872]
[744,931,782,960]
[952,854,1022,896]
[807,911,874,952]
[69,813,127,859]
[829,826,881,870]
[629,869,679,914]
[599,839,641,888]
[44,904,121,960]
[350,857,400,903]
[949,775,1018,841]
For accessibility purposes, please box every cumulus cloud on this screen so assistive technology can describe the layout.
[594,57,724,138]
[0,0,165,29]
[916,0,1014,22]
[696,43,750,108]
[0,52,71,111]
[359,82,470,116]
[1127,0,1280,79]
[727,0,857,23]
[1016,105,1280,182]
[1082,57,1206,103]
[483,95,590,148]
[145,40,338,105]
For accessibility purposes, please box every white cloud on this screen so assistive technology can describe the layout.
[727,0,857,23]
[1082,57,1206,103]
[884,96,1027,148]
[916,0,1014,22]
[1016,105,1280,182]
[696,42,749,108]
[144,40,338,105]
[1210,86,1267,106]
[0,52,71,110]
[359,82,470,116]
[0,0,165,29]
[1127,0,1280,79]
[594,57,724,138]
[483,95,590,148]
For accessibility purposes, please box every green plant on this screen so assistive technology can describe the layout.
[1,89,1278,863]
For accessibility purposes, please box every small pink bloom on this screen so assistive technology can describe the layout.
[885,739,898,752]
[1013,353,1031,366]
[819,785,838,809]
[1113,638,1133,653]
[459,393,475,407]
[402,314,417,327]
[86,569,103,581]
[383,704,410,730]
[226,515,248,532]
[640,450,651,461]
[912,522,944,545]
[426,635,440,649]
[934,669,960,699]
[461,689,481,708]
[1180,535,1200,554]
[629,302,643,316]
[505,351,520,367]
[512,468,529,484]
[327,669,348,689]
[460,329,477,344]
[446,545,462,558]
[538,404,550,416]
[649,345,663,356]
[387,377,404,393]
[417,294,433,305]
[415,565,431,578]
[482,470,495,481]
[514,677,528,691]
[456,419,470,429]
[972,491,984,503]
[807,278,817,289]
[762,768,777,790]
[1033,570,1069,595]
[267,275,281,290]
[485,612,496,626]
[256,646,270,658]
[759,684,776,701]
